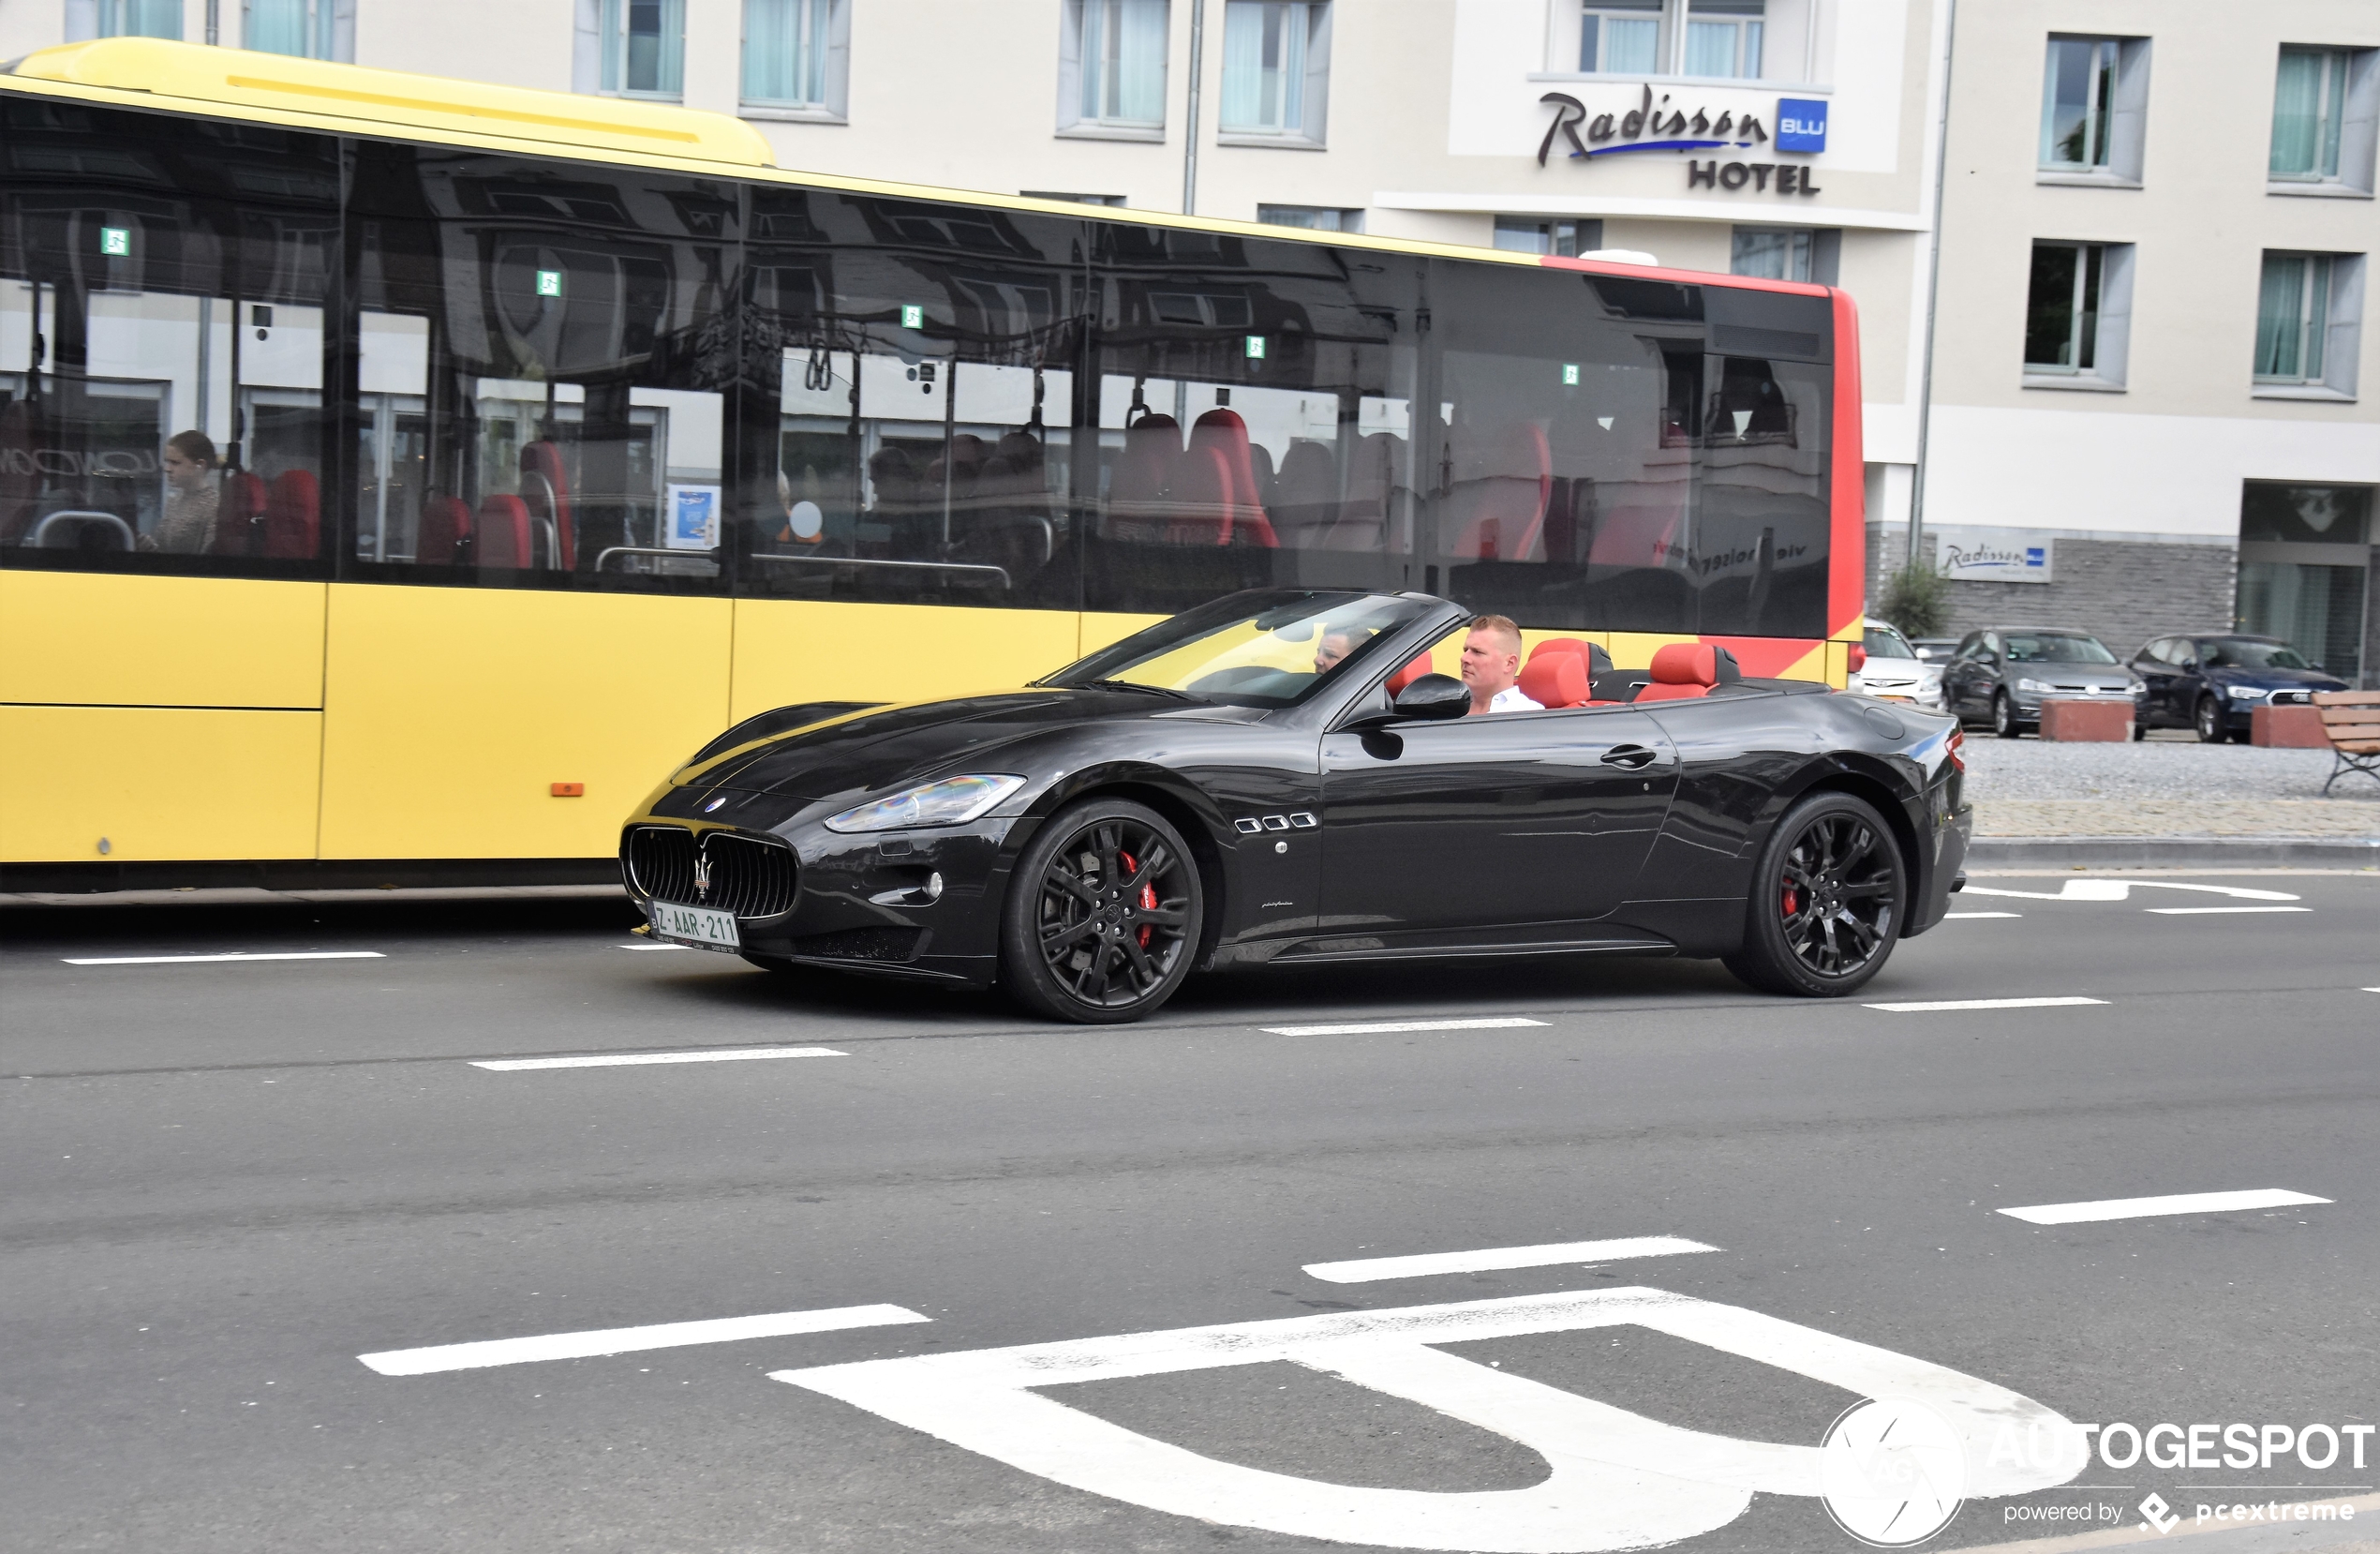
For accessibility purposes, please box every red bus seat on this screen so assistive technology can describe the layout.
[415,496,472,564]
[477,493,533,569]
[1633,642,1718,702]
[260,470,318,558]
[206,471,267,555]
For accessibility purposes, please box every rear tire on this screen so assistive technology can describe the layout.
[1723,792,1908,998]
[999,797,1203,1024]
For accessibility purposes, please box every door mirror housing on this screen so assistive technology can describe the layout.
[1349,673,1471,728]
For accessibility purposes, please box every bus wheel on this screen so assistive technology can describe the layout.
[1724,792,1906,998]
[1001,798,1202,1024]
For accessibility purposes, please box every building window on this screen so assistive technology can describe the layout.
[743,0,848,115]
[1219,1,1331,142]
[1580,0,1663,74]
[1257,204,1361,232]
[1060,0,1169,133]
[65,0,182,39]
[2271,47,2350,182]
[1684,0,1763,80]
[596,0,685,99]
[1022,191,1128,206]
[1733,225,1810,281]
[2038,35,2149,184]
[2254,252,2364,398]
[2024,240,2134,387]
[245,0,354,60]
[1494,217,1600,257]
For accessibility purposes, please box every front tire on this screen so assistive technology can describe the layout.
[1992,691,2024,739]
[2194,695,2226,744]
[1724,792,1908,998]
[999,797,1203,1024]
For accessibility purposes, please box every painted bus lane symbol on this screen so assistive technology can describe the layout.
[773,1287,2086,1552]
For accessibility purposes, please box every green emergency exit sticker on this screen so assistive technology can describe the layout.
[535,269,563,297]
[1245,335,1267,360]
[99,227,131,257]
[900,305,924,329]
[1561,363,1580,385]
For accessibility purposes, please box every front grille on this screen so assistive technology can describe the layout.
[624,826,797,919]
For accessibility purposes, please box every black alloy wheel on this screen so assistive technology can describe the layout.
[1724,791,1907,997]
[2194,695,2226,744]
[1991,691,2023,739]
[1000,797,1203,1024]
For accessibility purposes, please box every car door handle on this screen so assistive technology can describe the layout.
[1600,744,1659,770]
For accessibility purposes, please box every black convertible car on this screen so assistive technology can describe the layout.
[621,590,1970,1023]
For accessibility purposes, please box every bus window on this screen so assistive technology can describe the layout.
[349,144,736,588]
[1086,225,1421,614]
[1694,351,1831,637]
[744,190,1085,609]
[0,104,337,573]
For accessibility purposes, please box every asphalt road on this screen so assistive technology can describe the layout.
[5,874,2377,1554]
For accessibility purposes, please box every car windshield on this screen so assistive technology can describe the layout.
[1039,592,1441,709]
[1864,625,1915,660]
[2002,633,2117,665]
[2201,638,2311,670]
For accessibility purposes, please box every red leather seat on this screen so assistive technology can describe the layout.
[1633,642,1718,702]
[1165,445,1236,545]
[207,471,267,555]
[1186,408,1277,547]
[1384,653,1435,696]
[415,496,472,565]
[1517,650,1587,709]
[520,440,574,569]
[260,470,318,559]
[477,493,533,569]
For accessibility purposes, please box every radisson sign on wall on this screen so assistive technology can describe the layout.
[1538,87,1828,196]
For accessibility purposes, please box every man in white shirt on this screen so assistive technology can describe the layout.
[1460,614,1541,714]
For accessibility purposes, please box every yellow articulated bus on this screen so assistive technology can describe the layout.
[0,38,1864,889]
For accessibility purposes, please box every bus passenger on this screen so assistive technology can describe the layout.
[1460,614,1541,714]
[143,430,219,554]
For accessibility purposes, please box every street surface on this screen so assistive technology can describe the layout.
[5,874,2377,1554]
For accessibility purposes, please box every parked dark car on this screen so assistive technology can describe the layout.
[2128,634,2349,743]
[1941,628,2144,738]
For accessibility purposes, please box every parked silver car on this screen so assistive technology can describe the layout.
[1849,622,1945,711]
[1940,628,2146,738]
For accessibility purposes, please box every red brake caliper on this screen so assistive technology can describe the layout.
[1118,850,1157,948]
[1781,881,1800,918]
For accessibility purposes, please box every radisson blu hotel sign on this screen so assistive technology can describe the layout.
[1539,87,1829,196]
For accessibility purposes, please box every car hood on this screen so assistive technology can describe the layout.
[1856,655,1937,677]
[2209,666,2346,690]
[680,689,1247,801]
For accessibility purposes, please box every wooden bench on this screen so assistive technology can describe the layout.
[2313,691,2380,795]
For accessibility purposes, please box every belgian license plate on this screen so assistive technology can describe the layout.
[650,900,739,952]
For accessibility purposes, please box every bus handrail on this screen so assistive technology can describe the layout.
[748,551,1011,588]
[29,510,138,548]
[593,545,718,572]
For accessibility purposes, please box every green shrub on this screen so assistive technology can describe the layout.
[1875,557,1950,637]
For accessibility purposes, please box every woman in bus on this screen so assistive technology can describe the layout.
[142,430,220,554]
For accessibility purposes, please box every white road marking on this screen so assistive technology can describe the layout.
[1999,1188,2331,1226]
[1944,911,2021,919]
[1866,996,2107,1013]
[1304,1235,1718,1284]
[1963,880,2298,904]
[2144,905,2313,916]
[360,1303,929,1376]
[774,1287,2086,1552]
[60,950,387,965]
[470,1046,845,1071]
[1261,1017,1550,1036]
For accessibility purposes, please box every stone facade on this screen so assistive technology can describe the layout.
[1865,526,2239,659]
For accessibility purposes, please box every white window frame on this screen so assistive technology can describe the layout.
[241,0,354,61]
[1494,217,1602,258]
[2021,239,2135,392]
[2037,34,2150,187]
[1217,0,1333,148]
[1057,0,1171,142]
[2268,46,2380,198]
[1731,224,1812,282]
[1256,204,1362,232]
[1544,0,1821,86]
[578,0,687,102]
[66,0,183,40]
[740,0,851,121]
[2254,251,2365,401]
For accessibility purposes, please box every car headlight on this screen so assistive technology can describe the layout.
[2226,685,2268,700]
[823,773,1027,832]
[2016,678,2051,694]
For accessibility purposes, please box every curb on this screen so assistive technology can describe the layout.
[1968,836,2380,869]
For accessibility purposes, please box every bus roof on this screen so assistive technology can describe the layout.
[1,37,1828,294]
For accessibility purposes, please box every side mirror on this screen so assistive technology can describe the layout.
[1352,672,1469,728]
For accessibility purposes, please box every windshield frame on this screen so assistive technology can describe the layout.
[1863,624,1916,660]
[1035,590,1451,711]
[2001,632,2120,665]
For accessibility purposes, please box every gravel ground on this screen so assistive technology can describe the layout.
[1956,728,2379,840]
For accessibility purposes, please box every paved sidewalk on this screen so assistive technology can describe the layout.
[1963,733,2379,843]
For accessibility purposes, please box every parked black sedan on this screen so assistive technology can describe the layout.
[2129,633,2350,742]
[620,590,1970,1023]
[1940,628,2144,738]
